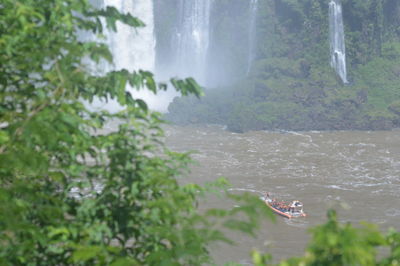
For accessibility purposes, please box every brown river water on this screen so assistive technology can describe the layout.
[164,125,400,264]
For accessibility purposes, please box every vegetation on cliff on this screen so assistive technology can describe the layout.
[166,0,400,132]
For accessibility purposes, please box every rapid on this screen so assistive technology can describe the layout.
[165,125,400,264]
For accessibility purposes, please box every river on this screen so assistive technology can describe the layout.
[164,125,400,264]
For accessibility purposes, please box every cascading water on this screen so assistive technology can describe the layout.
[96,0,164,111]
[174,0,212,85]
[103,0,155,72]
[246,0,258,75]
[329,0,348,84]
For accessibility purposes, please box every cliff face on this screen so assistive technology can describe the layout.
[162,0,400,132]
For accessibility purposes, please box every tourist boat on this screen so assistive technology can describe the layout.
[261,194,306,219]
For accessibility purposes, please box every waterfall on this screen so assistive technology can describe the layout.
[246,0,258,75]
[174,0,212,85]
[96,0,174,111]
[329,0,348,84]
[103,0,155,72]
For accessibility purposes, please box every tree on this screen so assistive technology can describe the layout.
[0,0,270,265]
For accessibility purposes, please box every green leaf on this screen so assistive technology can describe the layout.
[111,258,140,266]
[0,131,10,144]
[72,246,103,263]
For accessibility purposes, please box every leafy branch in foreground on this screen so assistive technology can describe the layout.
[252,210,400,266]
[0,0,270,265]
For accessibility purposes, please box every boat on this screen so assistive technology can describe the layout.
[261,194,306,219]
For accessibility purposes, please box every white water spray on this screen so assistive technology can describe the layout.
[97,0,175,111]
[329,0,348,84]
[246,0,258,75]
[174,0,212,85]
[103,0,155,71]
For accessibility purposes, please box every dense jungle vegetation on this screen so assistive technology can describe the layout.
[165,0,400,132]
[1,1,399,265]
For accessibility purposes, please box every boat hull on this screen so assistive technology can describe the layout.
[263,199,306,219]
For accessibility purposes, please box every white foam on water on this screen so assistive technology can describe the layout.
[385,208,400,217]
[348,143,376,147]
[325,184,353,191]
[227,188,265,195]
[284,218,309,228]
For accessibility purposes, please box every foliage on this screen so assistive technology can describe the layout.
[0,0,272,265]
[166,0,400,132]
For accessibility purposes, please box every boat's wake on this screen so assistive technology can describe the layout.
[284,217,309,228]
